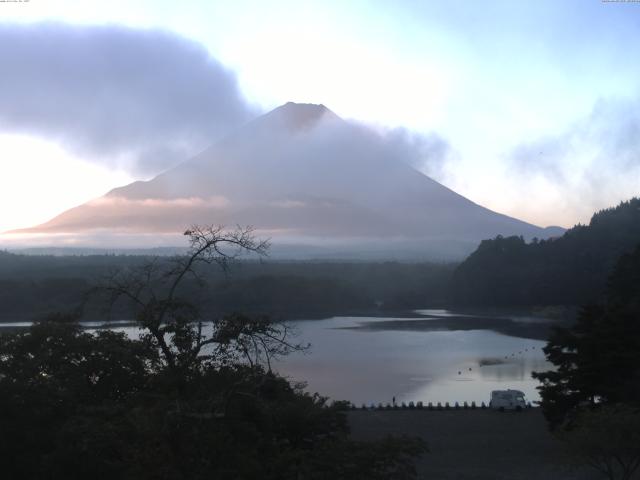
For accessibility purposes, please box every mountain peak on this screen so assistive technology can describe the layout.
[12,99,552,259]
[266,101,339,131]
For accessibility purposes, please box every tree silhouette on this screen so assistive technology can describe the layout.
[0,225,427,479]
[533,244,640,428]
[451,198,640,307]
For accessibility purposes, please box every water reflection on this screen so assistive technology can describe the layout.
[0,310,553,406]
[413,309,485,318]
[274,315,552,406]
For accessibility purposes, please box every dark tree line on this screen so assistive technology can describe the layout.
[533,243,640,427]
[533,245,640,480]
[450,198,640,307]
[0,226,426,479]
[0,250,454,322]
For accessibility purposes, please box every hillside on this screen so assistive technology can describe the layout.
[450,198,640,306]
[12,102,558,260]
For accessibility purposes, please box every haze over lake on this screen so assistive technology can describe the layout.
[2,309,551,405]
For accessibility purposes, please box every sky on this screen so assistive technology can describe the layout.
[0,0,639,233]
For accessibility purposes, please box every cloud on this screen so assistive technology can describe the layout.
[508,136,571,183]
[16,103,472,244]
[380,128,453,180]
[0,22,256,175]
[88,195,230,208]
[253,106,454,184]
[510,97,640,177]
[507,96,640,216]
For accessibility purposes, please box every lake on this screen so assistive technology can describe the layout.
[272,310,552,406]
[1,309,554,406]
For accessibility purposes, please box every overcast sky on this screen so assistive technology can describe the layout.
[1,0,639,232]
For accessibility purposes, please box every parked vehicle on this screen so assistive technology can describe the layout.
[489,389,527,411]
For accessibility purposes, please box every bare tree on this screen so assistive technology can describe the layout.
[99,225,305,378]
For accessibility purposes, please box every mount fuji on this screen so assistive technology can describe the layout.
[13,102,562,259]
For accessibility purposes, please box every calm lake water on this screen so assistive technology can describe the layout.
[272,311,552,406]
[1,309,553,406]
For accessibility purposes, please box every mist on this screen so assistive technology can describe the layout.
[508,96,640,223]
[11,103,551,259]
[0,22,256,175]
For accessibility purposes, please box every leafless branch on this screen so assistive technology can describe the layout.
[93,225,307,377]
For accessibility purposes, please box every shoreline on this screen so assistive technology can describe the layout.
[341,315,561,341]
[0,307,570,341]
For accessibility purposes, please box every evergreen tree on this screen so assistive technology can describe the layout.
[451,198,640,307]
[533,244,640,428]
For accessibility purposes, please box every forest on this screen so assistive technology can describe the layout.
[0,251,454,322]
[2,199,640,323]
[0,227,427,479]
[450,198,640,307]
[2,202,640,479]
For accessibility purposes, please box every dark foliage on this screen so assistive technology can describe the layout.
[0,317,426,479]
[558,405,640,480]
[0,226,426,479]
[0,252,454,322]
[451,198,640,307]
[533,244,640,428]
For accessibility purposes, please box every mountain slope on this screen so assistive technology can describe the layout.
[14,102,558,259]
[450,198,640,305]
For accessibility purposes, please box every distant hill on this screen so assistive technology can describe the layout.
[450,198,640,306]
[12,102,559,260]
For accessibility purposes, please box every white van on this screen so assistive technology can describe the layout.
[489,389,527,411]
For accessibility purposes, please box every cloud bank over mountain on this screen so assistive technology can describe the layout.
[10,102,557,259]
[0,23,255,175]
[508,96,640,221]
[0,22,456,183]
